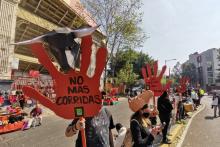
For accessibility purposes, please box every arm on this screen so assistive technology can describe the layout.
[109,130,114,147]
[65,118,85,137]
[65,124,78,137]
[65,119,78,137]
[166,99,173,111]
[38,108,42,116]
[107,109,115,147]
[114,127,127,147]
[130,120,154,146]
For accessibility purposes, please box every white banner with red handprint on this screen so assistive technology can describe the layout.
[22,36,107,119]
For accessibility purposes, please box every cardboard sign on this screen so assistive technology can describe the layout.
[176,77,190,93]
[22,36,107,119]
[142,61,172,96]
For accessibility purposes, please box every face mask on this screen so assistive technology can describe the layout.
[143,112,150,118]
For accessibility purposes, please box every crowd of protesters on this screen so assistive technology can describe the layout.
[64,85,206,147]
[0,84,206,146]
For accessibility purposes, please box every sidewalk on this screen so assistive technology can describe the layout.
[160,104,204,147]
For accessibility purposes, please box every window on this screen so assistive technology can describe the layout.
[208,78,213,84]
[208,72,213,77]
[207,61,212,71]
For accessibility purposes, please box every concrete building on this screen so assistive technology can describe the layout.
[188,48,220,89]
[0,0,105,90]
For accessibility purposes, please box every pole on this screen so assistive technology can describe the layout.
[169,67,170,77]
[80,117,87,147]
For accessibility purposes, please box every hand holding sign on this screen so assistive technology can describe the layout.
[176,77,189,93]
[142,61,172,96]
[22,36,107,119]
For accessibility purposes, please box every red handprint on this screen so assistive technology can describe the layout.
[176,77,190,93]
[22,36,107,119]
[142,61,172,97]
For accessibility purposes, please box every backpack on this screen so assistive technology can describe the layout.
[122,128,133,147]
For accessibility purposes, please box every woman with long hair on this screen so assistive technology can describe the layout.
[129,90,160,147]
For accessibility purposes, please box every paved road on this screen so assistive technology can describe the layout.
[182,95,220,147]
[0,98,133,147]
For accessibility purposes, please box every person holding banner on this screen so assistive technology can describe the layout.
[65,107,115,147]
[157,91,173,144]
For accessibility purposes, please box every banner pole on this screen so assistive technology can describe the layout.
[80,117,87,147]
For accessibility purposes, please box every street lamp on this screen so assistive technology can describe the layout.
[165,59,177,65]
[164,59,177,76]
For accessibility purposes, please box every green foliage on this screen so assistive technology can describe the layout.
[171,62,197,86]
[117,62,138,86]
[82,0,146,62]
[110,49,153,78]
[182,63,197,85]
[82,0,146,88]
[133,51,154,78]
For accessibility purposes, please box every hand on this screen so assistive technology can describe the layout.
[150,127,160,137]
[176,77,189,93]
[142,61,172,96]
[75,118,85,130]
[22,36,107,119]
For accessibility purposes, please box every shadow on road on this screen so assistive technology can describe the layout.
[204,116,214,120]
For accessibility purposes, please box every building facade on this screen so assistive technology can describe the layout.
[0,0,105,90]
[188,48,220,89]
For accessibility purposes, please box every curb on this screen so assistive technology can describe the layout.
[176,104,205,147]
[160,104,205,147]
[160,124,184,147]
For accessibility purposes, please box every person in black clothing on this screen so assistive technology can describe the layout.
[129,90,161,147]
[157,91,173,144]
[18,92,25,109]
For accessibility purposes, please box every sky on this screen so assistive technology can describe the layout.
[141,0,220,71]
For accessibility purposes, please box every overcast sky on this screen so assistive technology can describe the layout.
[141,0,220,70]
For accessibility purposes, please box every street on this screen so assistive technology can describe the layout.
[182,95,220,147]
[0,98,133,147]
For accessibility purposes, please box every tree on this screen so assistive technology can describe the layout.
[82,0,146,88]
[133,51,154,78]
[171,62,197,86]
[110,49,153,78]
[181,63,197,86]
[172,62,182,84]
[116,61,138,86]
